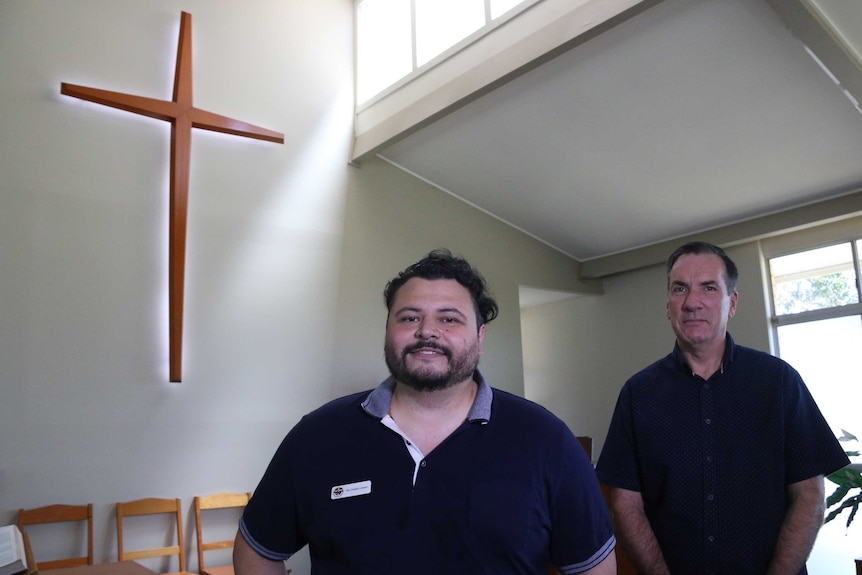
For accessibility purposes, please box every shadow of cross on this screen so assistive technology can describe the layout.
[60,11,284,382]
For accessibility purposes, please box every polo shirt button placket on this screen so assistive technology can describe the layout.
[704,534,717,575]
[702,381,718,569]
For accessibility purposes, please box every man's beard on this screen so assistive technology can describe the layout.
[384,340,479,392]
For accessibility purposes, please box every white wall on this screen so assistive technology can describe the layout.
[521,262,668,456]
[0,2,597,574]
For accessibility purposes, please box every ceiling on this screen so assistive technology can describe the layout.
[374,0,862,273]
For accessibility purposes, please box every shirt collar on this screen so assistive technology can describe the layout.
[361,370,492,424]
[672,332,737,374]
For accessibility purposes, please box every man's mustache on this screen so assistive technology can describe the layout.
[403,341,451,358]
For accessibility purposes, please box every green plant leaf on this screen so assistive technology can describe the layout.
[827,467,862,488]
[847,501,859,531]
[839,429,858,442]
[824,495,862,525]
[827,484,852,507]
[822,434,862,530]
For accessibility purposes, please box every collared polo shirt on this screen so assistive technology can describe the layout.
[241,372,615,575]
[596,334,849,575]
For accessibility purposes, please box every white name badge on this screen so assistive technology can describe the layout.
[331,480,372,500]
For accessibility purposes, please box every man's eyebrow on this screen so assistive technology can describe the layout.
[671,279,719,287]
[393,305,421,315]
[437,307,468,318]
[393,305,468,318]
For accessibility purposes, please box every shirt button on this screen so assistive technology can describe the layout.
[707,535,715,542]
[706,456,713,463]
[705,418,712,424]
[420,460,427,467]
[707,494,715,501]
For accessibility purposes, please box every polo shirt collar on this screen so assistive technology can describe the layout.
[361,370,492,424]
[671,332,737,374]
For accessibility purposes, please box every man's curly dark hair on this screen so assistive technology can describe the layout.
[383,249,499,330]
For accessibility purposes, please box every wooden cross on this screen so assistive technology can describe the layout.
[61,12,284,382]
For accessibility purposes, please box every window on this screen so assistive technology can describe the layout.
[768,240,862,441]
[356,0,532,105]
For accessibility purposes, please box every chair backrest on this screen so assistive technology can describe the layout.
[576,436,593,460]
[194,492,250,573]
[17,503,94,571]
[116,497,186,573]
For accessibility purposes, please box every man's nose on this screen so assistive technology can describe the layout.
[682,292,702,310]
[415,319,440,338]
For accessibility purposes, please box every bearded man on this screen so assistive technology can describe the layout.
[235,249,616,575]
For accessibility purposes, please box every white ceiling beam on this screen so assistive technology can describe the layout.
[766,0,862,113]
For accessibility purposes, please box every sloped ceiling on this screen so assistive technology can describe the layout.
[369,0,862,276]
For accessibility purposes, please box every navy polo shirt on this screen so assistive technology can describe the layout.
[241,373,615,575]
[596,334,849,575]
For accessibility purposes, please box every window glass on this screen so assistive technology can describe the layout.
[776,315,862,440]
[490,0,525,19]
[357,0,413,104]
[415,0,485,67]
[356,0,531,103]
[769,243,858,315]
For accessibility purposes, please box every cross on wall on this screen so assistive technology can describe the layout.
[61,12,285,382]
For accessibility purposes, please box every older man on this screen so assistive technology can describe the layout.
[596,241,848,575]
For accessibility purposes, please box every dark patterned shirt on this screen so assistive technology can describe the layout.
[596,334,849,575]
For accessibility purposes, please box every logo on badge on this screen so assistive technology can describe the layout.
[331,480,372,500]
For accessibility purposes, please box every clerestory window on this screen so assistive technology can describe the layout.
[355,0,531,105]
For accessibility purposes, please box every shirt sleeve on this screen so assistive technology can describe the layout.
[549,425,616,574]
[240,423,306,561]
[595,382,641,492]
[782,364,851,483]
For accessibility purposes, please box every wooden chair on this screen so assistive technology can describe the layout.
[116,497,194,575]
[576,436,593,461]
[17,503,93,570]
[194,492,250,575]
[194,493,291,575]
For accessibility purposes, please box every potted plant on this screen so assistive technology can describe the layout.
[825,430,862,530]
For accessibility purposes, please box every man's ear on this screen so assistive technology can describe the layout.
[728,291,739,318]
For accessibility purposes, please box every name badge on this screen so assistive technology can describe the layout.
[331,480,372,500]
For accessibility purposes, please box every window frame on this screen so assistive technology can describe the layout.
[354,0,541,109]
[767,238,862,355]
